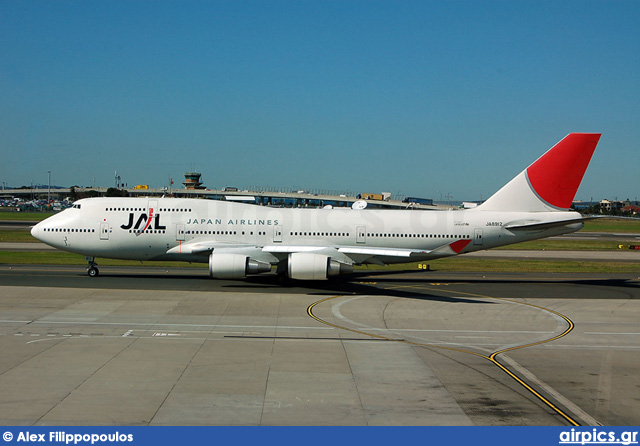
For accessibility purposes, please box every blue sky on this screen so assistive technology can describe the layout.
[1,1,638,202]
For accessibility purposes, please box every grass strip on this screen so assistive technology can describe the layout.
[0,211,55,221]
[582,218,640,233]
[495,239,622,251]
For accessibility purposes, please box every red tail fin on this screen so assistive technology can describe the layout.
[526,133,600,209]
[479,133,601,212]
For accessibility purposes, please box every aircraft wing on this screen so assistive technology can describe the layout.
[166,240,256,255]
[338,246,427,257]
[168,238,472,266]
[167,240,427,259]
[263,245,425,257]
[264,239,472,264]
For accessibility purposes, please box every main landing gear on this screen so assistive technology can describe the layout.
[85,257,99,277]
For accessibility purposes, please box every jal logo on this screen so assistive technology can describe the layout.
[120,209,166,234]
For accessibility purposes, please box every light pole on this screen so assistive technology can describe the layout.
[47,171,51,203]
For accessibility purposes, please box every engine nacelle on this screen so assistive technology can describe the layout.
[287,252,353,280]
[209,253,271,279]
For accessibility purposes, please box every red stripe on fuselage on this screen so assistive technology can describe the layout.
[450,239,472,254]
[138,208,154,235]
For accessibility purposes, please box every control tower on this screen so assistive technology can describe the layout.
[183,172,205,190]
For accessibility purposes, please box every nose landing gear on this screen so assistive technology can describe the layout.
[85,257,99,277]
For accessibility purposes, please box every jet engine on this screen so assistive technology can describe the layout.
[287,252,353,280]
[209,253,271,279]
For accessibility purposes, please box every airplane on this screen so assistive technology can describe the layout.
[31,133,601,280]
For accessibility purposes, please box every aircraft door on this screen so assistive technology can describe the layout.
[100,222,109,240]
[148,200,158,221]
[474,228,483,245]
[356,226,366,244]
[176,224,185,241]
[274,225,283,243]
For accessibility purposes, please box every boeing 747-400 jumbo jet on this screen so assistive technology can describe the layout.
[31,133,601,280]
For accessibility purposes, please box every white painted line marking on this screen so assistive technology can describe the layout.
[366,328,555,334]
[14,320,334,330]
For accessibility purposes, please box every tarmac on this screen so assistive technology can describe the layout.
[0,265,639,426]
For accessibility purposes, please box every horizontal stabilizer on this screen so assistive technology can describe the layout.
[504,218,588,231]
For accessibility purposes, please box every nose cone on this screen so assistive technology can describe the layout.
[31,222,41,240]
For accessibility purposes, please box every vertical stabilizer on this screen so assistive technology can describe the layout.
[478,133,601,212]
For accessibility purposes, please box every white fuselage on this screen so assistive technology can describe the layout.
[31,197,582,265]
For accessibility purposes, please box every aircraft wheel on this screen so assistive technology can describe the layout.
[87,266,99,277]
